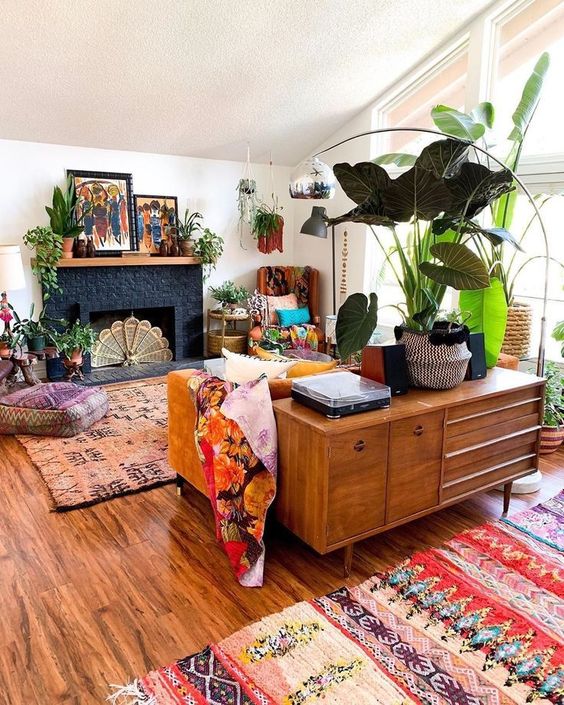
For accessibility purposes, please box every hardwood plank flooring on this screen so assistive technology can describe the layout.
[0,382,562,704]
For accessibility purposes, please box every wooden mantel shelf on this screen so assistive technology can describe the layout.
[49,256,201,268]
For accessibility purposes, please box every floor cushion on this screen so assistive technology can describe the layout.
[0,382,109,436]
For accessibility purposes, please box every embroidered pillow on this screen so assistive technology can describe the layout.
[266,293,298,324]
[276,306,311,327]
[222,348,297,385]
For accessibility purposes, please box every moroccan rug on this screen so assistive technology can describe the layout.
[18,381,174,510]
[113,492,564,705]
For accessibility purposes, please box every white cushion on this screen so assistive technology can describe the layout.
[222,348,297,385]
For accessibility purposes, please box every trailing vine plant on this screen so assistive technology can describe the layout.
[23,226,63,300]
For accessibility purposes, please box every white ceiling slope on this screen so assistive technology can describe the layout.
[0,0,491,165]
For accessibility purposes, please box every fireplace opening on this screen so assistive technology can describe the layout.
[89,306,176,368]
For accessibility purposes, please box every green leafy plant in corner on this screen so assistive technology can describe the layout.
[52,320,96,358]
[177,209,203,241]
[23,226,63,300]
[539,362,564,428]
[11,303,66,349]
[209,281,250,309]
[192,228,224,282]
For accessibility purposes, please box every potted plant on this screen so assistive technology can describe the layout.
[23,226,63,301]
[177,208,203,256]
[209,281,250,311]
[0,331,13,358]
[11,304,63,351]
[252,200,284,254]
[46,175,87,259]
[193,227,224,282]
[52,320,96,366]
[331,137,516,388]
[553,317,564,358]
[538,362,564,454]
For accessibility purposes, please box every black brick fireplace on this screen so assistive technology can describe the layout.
[45,260,203,379]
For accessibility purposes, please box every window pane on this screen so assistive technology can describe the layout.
[494,0,564,156]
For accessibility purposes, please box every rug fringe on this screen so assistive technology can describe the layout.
[107,679,156,705]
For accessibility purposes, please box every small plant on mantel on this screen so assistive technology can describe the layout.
[23,225,63,301]
[176,208,203,256]
[46,175,87,259]
[193,228,224,282]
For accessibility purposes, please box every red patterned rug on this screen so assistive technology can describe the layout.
[18,381,174,510]
[112,493,563,704]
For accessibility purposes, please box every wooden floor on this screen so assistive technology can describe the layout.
[0,407,562,705]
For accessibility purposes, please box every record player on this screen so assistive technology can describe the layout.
[291,370,391,418]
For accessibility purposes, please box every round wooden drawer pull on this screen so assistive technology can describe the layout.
[353,440,365,452]
[413,425,424,436]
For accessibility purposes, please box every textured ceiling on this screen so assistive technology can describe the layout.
[0,0,492,165]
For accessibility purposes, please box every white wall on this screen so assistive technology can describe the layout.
[0,139,293,322]
[292,108,373,323]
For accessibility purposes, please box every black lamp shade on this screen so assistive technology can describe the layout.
[300,207,328,238]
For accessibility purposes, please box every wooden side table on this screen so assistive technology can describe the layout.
[206,309,249,356]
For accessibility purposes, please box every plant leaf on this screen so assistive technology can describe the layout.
[431,105,485,141]
[333,162,391,204]
[459,277,508,367]
[382,166,452,221]
[477,226,523,251]
[509,52,550,141]
[415,138,469,178]
[446,162,514,218]
[470,101,495,129]
[326,196,394,227]
[335,292,378,359]
[372,153,417,167]
[419,242,490,290]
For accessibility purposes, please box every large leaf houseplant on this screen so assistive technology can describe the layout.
[332,137,517,388]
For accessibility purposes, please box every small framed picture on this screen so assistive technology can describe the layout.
[134,195,179,254]
[67,169,137,253]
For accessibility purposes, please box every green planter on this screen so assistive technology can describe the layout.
[27,335,46,352]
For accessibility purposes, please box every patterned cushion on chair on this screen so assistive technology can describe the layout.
[0,382,109,436]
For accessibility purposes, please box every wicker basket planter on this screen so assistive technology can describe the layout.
[394,324,471,390]
[501,302,532,359]
[539,425,564,454]
[207,329,247,356]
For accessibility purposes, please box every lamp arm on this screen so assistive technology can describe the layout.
[314,126,549,376]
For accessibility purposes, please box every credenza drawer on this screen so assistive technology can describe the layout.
[447,385,543,424]
[447,398,542,438]
[445,427,540,474]
[442,454,537,501]
[444,439,538,484]
[445,412,540,454]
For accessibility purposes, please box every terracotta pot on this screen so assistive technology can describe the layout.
[247,324,263,355]
[179,240,194,256]
[539,424,564,454]
[69,347,83,365]
[0,342,10,357]
[62,237,75,259]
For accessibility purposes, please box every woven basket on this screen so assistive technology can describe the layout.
[395,325,471,390]
[539,425,564,454]
[501,302,532,359]
[207,330,247,356]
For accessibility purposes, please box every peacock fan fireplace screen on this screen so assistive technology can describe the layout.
[91,315,173,368]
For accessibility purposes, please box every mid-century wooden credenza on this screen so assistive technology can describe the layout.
[272,368,545,575]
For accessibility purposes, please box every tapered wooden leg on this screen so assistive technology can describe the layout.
[176,473,185,497]
[343,544,354,578]
[502,481,513,516]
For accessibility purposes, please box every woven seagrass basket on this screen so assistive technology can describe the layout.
[395,325,471,390]
[501,302,532,359]
[539,425,564,454]
[207,330,247,356]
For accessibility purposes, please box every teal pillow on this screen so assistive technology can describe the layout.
[276,307,311,326]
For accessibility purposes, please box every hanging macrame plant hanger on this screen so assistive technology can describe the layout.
[236,144,259,250]
[256,155,284,255]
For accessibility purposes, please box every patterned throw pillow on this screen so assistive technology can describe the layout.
[266,293,298,324]
[276,306,311,327]
[222,348,297,385]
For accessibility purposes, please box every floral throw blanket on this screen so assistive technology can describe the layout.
[188,372,277,587]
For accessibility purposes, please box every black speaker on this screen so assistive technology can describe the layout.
[361,344,409,396]
[466,332,487,380]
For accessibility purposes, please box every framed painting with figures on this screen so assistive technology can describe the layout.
[134,195,178,254]
[67,169,137,253]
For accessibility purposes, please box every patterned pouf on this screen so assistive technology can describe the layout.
[0,382,108,437]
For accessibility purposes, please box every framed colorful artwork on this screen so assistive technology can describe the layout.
[67,170,137,253]
[134,195,178,254]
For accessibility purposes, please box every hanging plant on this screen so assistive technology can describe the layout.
[236,145,260,249]
[252,201,284,254]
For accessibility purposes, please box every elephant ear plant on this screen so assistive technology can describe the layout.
[331,137,516,360]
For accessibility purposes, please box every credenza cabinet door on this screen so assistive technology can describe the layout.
[386,411,444,523]
[326,426,388,546]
